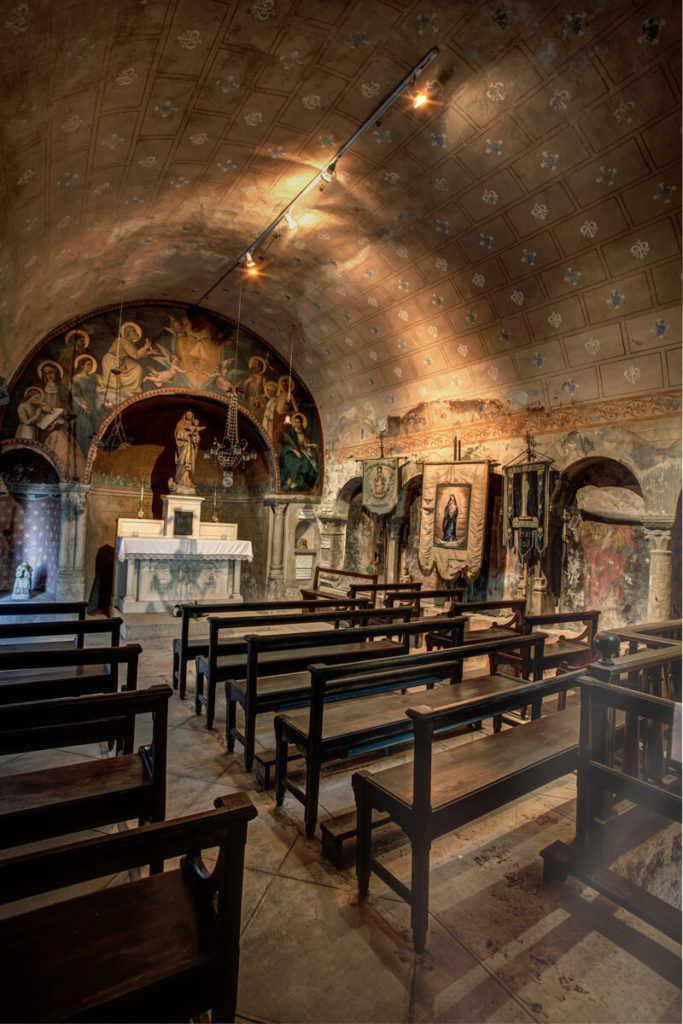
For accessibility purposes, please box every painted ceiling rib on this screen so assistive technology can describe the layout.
[193,47,439,308]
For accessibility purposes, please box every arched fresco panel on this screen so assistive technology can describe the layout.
[1,302,323,495]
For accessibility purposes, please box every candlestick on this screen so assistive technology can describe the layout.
[137,481,145,519]
[211,484,218,523]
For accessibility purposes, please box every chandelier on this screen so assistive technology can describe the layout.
[208,388,256,488]
[207,267,256,487]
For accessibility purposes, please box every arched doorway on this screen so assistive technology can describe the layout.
[548,457,647,626]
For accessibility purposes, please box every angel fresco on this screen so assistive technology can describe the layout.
[143,344,191,389]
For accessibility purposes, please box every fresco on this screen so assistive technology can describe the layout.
[1,302,322,493]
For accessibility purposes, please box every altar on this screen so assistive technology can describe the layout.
[113,495,253,613]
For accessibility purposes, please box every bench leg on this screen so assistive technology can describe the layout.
[178,661,187,701]
[274,719,288,807]
[352,774,371,897]
[225,683,236,752]
[194,670,204,716]
[206,677,216,731]
[304,753,321,840]
[410,834,431,955]
[172,652,179,692]
[243,707,256,772]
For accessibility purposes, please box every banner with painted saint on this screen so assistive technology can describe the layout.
[362,458,399,516]
[418,461,489,582]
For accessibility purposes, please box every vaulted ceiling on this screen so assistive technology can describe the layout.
[1,0,680,445]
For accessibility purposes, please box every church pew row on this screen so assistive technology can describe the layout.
[425,599,526,649]
[0,794,257,1024]
[178,604,405,705]
[0,684,171,852]
[222,615,466,773]
[352,670,585,954]
[540,672,681,943]
[0,615,123,656]
[0,643,141,706]
[300,565,377,604]
[274,631,548,844]
[172,597,372,696]
[496,609,601,677]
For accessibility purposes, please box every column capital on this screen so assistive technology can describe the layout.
[264,497,289,515]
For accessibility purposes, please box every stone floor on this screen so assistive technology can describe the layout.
[1,633,681,1023]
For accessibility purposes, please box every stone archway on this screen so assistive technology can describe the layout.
[548,456,647,626]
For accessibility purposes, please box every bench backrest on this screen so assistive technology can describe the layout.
[0,683,171,759]
[0,600,87,619]
[522,609,600,638]
[308,566,378,601]
[177,597,371,646]
[0,616,122,647]
[348,581,422,604]
[384,588,465,613]
[0,642,142,702]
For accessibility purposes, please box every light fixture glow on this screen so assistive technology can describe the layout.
[284,210,297,230]
[244,251,255,267]
[412,91,428,108]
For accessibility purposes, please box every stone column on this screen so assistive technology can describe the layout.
[315,512,348,569]
[265,498,288,597]
[642,517,675,621]
[385,517,406,584]
[56,482,90,601]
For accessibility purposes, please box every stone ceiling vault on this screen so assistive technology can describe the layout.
[1,0,680,446]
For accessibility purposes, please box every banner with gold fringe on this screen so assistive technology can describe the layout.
[418,461,489,582]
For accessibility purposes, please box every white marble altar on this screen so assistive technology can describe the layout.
[113,495,252,613]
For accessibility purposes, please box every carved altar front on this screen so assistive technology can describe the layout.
[113,495,252,613]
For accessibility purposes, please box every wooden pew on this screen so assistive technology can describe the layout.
[0,615,122,656]
[425,599,526,649]
[0,599,87,632]
[223,615,466,773]
[173,597,370,696]
[347,581,422,605]
[497,609,601,677]
[274,631,547,844]
[0,684,171,850]
[300,566,377,603]
[194,605,414,731]
[0,643,141,705]
[352,670,584,953]
[384,587,465,617]
[0,794,257,1023]
[613,617,682,655]
[541,675,681,944]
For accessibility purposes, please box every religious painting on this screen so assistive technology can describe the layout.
[418,462,489,583]
[434,483,471,550]
[502,457,552,563]
[0,301,322,494]
[362,458,398,516]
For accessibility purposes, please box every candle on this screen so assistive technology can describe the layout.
[140,483,144,503]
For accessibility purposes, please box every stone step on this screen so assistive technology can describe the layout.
[120,613,210,641]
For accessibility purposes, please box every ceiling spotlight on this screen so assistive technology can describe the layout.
[412,91,428,109]
[244,251,255,267]
[320,161,337,183]
[284,210,297,230]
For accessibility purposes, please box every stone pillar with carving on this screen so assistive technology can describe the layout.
[315,511,348,569]
[265,498,288,598]
[385,517,406,585]
[642,516,674,621]
[56,482,90,601]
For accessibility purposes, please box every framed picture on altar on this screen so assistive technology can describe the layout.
[434,483,471,550]
[173,510,193,536]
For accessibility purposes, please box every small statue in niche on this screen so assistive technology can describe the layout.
[298,538,309,550]
[12,562,32,600]
[168,410,205,494]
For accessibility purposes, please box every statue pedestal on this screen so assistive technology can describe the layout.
[161,495,204,537]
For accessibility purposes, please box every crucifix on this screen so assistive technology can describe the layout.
[378,428,386,458]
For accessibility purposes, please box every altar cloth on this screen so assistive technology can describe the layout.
[116,537,253,562]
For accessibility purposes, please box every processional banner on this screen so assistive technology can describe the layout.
[361,458,399,516]
[418,462,489,582]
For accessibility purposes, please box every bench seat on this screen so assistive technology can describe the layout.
[360,705,579,815]
[1,868,211,1023]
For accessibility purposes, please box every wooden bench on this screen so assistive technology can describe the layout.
[193,605,411,727]
[0,684,171,851]
[425,599,526,649]
[497,609,600,677]
[348,581,422,605]
[300,566,377,603]
[384,587,465,615]
[0,643,141,705]
[541,674,681,944]
[613,617,682,655]
[0,615,122,656]
[352,671,584,952]
[223,615,466,773]
[0,794,257,1023]
[274,631,548,843]
[173,597,370,696]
